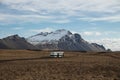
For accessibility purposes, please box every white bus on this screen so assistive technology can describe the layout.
[50,51,64,58]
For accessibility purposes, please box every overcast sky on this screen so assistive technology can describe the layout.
[0,0,120,51]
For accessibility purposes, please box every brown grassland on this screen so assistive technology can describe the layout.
[0,50,120,80]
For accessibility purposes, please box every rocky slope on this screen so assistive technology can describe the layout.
[0,35,35,49]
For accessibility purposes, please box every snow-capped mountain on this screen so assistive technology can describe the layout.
[27,29,106,51]
[27,29,72,45]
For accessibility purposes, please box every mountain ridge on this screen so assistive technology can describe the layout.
[0,29,107,51]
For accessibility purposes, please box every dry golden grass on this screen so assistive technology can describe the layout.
[0,49,120,80]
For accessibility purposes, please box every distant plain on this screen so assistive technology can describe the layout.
[0,50,120,80]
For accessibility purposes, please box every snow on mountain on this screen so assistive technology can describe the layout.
[27,29,72,45]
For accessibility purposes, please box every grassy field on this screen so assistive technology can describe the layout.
[0,50,120,80]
